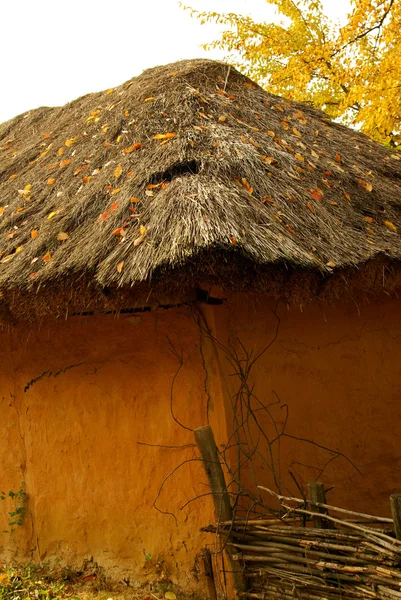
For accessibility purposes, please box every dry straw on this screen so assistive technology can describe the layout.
[1,59,401,323]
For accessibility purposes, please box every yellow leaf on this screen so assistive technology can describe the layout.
[326,261,336,268]
[292,127,302,137]
[57,232,69,241]
[384,220,397,232]
[116,135,122,143]
[0,207,5,215]
[218,115,227,122]
[114,164,123,179]
[47,211,57,219]
[140,224,147,235]
[57,147,65,156]
[144,97,155,102]
[110,188,121,196]
[47,178,56,185]
[31,229,38,239]
[164,593,177,600]
[24,184,32,191]
[117,261,124,273]
[106,88,114,95]
[294,153,304,162]
[65,137,78,147]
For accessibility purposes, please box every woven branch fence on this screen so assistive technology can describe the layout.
[195,426,401,600]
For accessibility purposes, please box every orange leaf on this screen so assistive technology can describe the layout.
[43,133,51,139]
[359,179,373,192]
[130,197,139,203]
[104,141,111,148]
[152,132,176,140]
[308,189,323,201]
[112,228,123,235]
[8,174,17,180]
[31,229,38,239]
[57,232,69,241]
[60,159,72,168]
[344,192,351,201]
[335,153,341,163]
[384,220,397,232]
[267,130,275,138]
[306,203,315,214]
[43,252,51,262]
[294,153,304,162]
[117,261,124,273]
[47,178,56,185]
[292,127,302,138]
[57,147,64,156]
[110,201,119,212]
[364,216,375,224]
[110,188,121,196]
[101,211,109,221]
[29,272,38,279]
[123,143,142,153]
[261,155,277,165]
[230,235,237,245]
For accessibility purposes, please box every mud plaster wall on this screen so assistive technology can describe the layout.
[0,307,230,589]
[0,295,400,583]
[209,293,401,517]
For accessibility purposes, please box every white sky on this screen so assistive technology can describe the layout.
[0,0,351,124]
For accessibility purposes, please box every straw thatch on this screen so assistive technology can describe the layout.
[1,58,401,322]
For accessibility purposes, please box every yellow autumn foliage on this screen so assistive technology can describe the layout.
[182,0,401,146]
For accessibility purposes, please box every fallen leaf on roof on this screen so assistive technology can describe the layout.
[47,178,56,185]
[292,127,302,137]
[110,188,121,196]
[306,203,315,214]
[123,143,142,153]
[326,261,336,268]
[31,230,38,239]
[43,252,51,262]
[65,137,78,147]
[153,132,176,140]
[114,164,123,179]
[0,208,5,216]
[359,179,373,192]
[8,174,17,180]
[384,220,397,232]
[140,225,147,235]
[117,261,124,273]
[133,235,145,247]
[57,232,69,241]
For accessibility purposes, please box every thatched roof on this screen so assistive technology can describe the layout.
[1,59,401,322]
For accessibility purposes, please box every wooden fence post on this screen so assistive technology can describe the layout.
[194,425,247,594]
[390,494,401,540]
[308,482,332,529]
